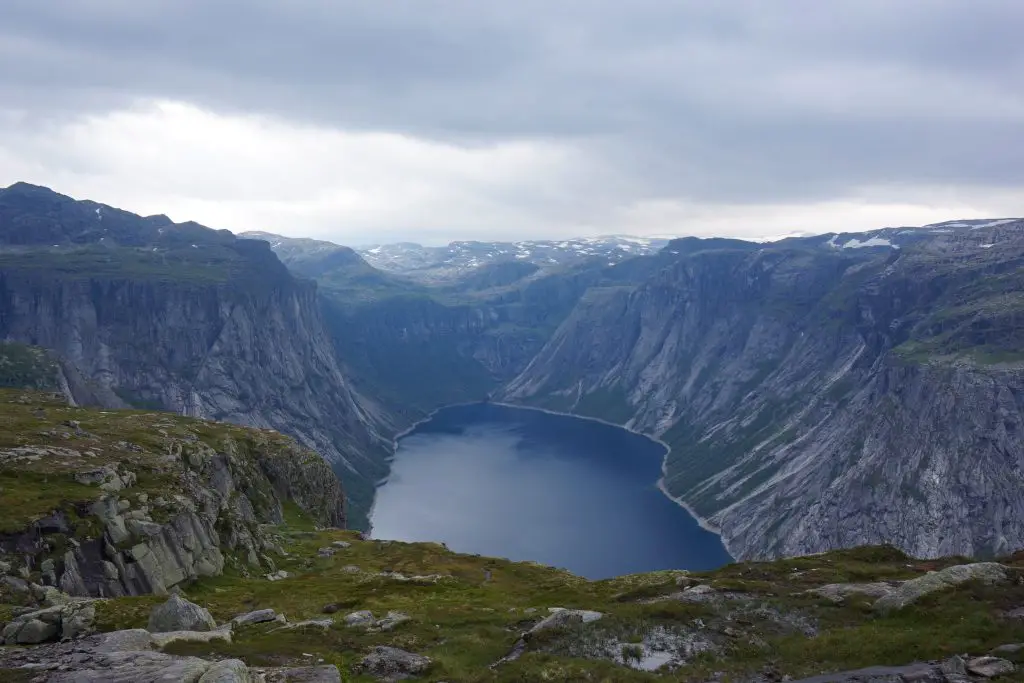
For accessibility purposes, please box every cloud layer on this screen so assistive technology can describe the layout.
[1,1,1022,244]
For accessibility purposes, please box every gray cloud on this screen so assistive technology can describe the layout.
[1,0,1022,240]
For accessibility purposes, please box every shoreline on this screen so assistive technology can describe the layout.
[370,398,737,562]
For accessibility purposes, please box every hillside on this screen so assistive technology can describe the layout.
[502,220,1024,561]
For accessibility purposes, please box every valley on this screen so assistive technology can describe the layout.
[1,182,1023,680]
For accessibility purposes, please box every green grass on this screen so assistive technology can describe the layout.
[72,524,1024,682]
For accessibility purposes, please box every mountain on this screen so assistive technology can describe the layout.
[0,183,389,528]
[501,219,1024,561]
[357,235,672,283]
[246,231,666,427]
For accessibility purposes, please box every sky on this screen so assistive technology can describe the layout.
[1,1,1022,246]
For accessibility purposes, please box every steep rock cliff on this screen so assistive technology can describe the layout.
[0,183,389,528]
[503,223,1024,560]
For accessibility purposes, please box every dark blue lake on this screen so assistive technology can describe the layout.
[370,403,732,579]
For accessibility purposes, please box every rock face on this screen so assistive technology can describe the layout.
[502,222,1024,560]
[0,182,390,529]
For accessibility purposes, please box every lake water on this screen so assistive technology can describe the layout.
[370,403,732,579]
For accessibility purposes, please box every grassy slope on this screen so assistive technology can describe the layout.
[96,529,1024,682]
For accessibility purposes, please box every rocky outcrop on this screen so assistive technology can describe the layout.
[0,628,343,682]
[873,563,1008,612]
[0,392,348,598]
[503,223,1024,560]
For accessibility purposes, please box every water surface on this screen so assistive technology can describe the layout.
[371,403,731,578]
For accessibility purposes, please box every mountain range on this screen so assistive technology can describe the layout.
[2,182,1023,562]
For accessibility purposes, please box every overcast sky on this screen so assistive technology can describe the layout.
[1,1,1022,246]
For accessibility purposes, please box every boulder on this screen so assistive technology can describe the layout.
[992,644,1024,655]
[375,611,411,632]
[527,608,603,636]
[967,657,1015,678]
[147,594,217,633]
[12,618,59,644]
[61,601,97,640]
[359,646,432,681]
[873,563,1007,612]
[231,608,281,627]
[345,610,376,627]
[197,658,251,683]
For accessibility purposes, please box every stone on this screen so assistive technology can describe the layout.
[93,629,155,652]
[345,610,376,627]
[279,619,333,631]
[940,655,967,677]
[147,594,217,633]
[992,644,1024,655]
[102,561,120,581]
[61,601,97,640]
[376,611,411,632]
[48,651,214,682]
[318,547,337,557]
[874,563,1007,612]
[342,565,362,573]
[809,583,895,603]
[679,584,717,602]
[332,541,351,549]
[151,629,233,649]
[359,646,432,681]
[322,603,340,614]
[15,618,59,644]
[967,657,1015,678]
[3,575,30,593]
[527,608,603,635]
[198,659,252,683]
[232,608,280,627]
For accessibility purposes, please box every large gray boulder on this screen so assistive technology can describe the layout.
[198,658,252,682]
[359,646,432,681]
[147,593,217,633]
[873,563,1007,612]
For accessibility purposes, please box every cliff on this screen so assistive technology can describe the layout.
[0,183,389,528]
[503,222,1024,560]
